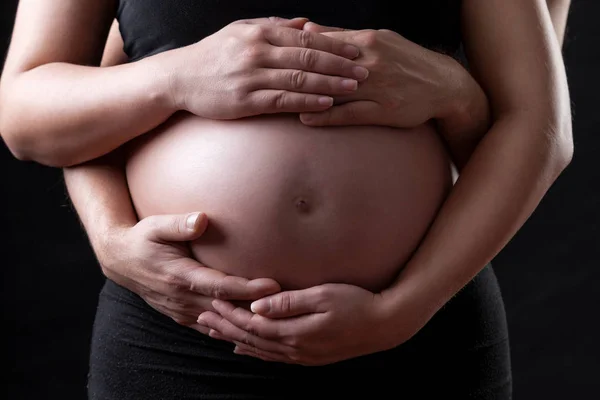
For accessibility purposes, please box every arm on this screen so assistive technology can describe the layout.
[192,0,574,365]
[65,21,284,329]
[434,0,571,170]
[0,1,365,167]
[383,0,573,322]
[0,0,175,167]
[64,19,136,260]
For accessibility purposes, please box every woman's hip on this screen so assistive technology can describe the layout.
[88,264,511,399]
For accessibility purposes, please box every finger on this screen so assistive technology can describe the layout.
[212,299,321,342]
[261,25,360,60]
[299,101,380,126]
[302,21,347,33]
[252,68,358,95]
[233,16,309,30]
[183,266,282,300]
[245,89,333,114]
[150,303,211,333]
[249,287,330,318]
[265,47,368,81]
[189,323,211,335]
[142,212,208,242]
[233,343,292,363]
[197,310,293,354]
[151,287,217,313]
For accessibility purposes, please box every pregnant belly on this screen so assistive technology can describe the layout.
[126,112,453,292]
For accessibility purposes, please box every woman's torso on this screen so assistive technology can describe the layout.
[122,1,462,291]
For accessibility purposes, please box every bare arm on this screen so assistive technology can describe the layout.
[435,0,571,170]
[0,0,175,167]
[0,1,368,167]
[383,0,573,320]
[64,20,136,258]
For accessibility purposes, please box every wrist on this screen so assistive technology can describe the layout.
[91,223,131,276]
[376,269,445,346]
[139,52,182,114]
[438,59,490,132]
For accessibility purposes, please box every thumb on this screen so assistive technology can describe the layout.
[143,212,208,242]
[250,287,326,318]
[302,21,347,33]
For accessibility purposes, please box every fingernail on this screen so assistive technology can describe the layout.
[340,79,358,91]
[318,96,333,106]
[352,66,369,80]
[196,317,207,325]
[343,44,360,59]
[250,299,270,314]
[186,212,201,231]
[299,113,314,123]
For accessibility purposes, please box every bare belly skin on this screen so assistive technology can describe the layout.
[126,112,453,292]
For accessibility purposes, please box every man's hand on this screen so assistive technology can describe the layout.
[97,212,282,333]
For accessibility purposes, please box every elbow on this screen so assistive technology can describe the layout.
[0,118,34,162]
[0,124,76,168]
[548,112,574,177]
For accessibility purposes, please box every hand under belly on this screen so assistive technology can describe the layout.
[125,113,453,292]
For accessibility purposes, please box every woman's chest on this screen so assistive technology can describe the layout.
[117,0,463,61]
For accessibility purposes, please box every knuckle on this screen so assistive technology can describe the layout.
[285,336,301,348]
[313,285,330,303]
[298,30,313,48]
[164,295,186,308]
[240,44,265,66]
[163,272,186,291]
[345,105,361,122]
[245,316,260,337]
[289,70,306,89]
[245,24,265,41]
[270,91,287,110]
[209,280,229,299]
[357,29,379,47]
[242,332,254,346]
[139,216,159,235]
[298,48,317,69]
[277,294,293,314]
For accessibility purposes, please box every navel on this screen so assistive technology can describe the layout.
[293,196,312,214]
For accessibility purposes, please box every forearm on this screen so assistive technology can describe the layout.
[63,149,137,266]
[434,0,570,170]
[0,55,174,167]
[383,111,572,320]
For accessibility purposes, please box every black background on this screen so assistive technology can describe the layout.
[2,1,598,398]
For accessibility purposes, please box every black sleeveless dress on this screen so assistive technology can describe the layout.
[88,1,512,398]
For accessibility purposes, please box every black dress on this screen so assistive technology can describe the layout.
[88,1,512,398]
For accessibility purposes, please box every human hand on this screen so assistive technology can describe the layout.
[97,212,281,334]
[196,283,420,365]
[164,17,370,119]
[297,22,477,128]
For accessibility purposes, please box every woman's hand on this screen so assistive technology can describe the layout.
[196,284,423,365]
[97,211,282,333]
[163,17,370,120]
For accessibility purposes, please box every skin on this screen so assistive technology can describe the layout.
[197,0,574,365]
[0,0,572,365]
[126,113,453,292]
